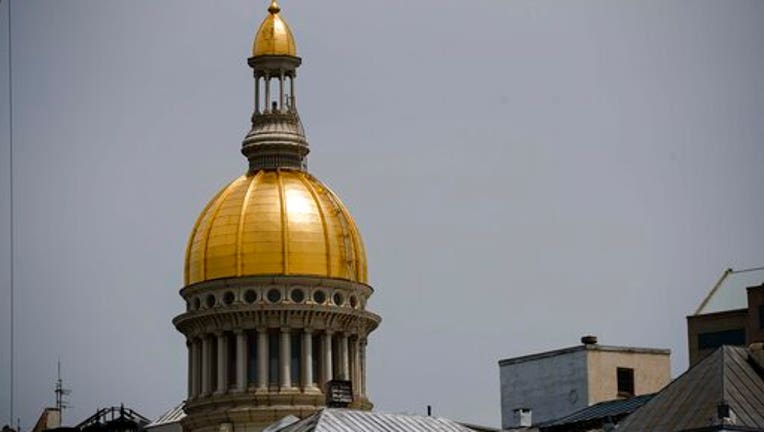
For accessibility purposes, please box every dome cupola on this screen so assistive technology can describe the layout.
[252,0,297,57]
[243,0,306,172]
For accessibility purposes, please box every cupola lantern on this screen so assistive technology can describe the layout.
[243,0,307,171]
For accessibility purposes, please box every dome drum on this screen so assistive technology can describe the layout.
[242,113,309,171]
[179,274,374,303]
[175,278,379,337]
[242,144,308,172]
[174,307,380,344]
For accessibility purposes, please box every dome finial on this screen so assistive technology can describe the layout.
[268,0,281,14]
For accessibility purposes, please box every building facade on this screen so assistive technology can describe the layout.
[498,337,670,429]
[687,267,764,366]
[172,2,381,432]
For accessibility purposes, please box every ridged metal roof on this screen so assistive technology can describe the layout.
[145,403,186,429]
[273,409,478,432]
[538,393,654,429]
[618,346,764,432]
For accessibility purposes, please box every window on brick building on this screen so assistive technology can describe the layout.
[698,329,746,350]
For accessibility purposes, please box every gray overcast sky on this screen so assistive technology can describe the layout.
[1,0,764,428]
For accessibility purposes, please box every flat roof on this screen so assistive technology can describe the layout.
[498,344,670,366]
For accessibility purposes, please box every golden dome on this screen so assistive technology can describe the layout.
[252,0,297,57]
[184,170,367,285]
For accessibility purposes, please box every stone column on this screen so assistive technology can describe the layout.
[187,340,193,399]
[257,328,268,390]
[191,339,201,398]
[254,76,260,114]
[201,336,211,396]
[352,336,361,397]
[279,71,285,112]
[216,333,227,394]
[302,329,315,390]
[322,331,333,388]
[280,328,292,389]
[339,333,350,380]
[289,74,296,110]
[235,330,247,392]
[264,73,271,113]
[360,338,367,397]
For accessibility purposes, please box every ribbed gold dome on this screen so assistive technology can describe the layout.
[252,0,297,57]
[184,170,367,285]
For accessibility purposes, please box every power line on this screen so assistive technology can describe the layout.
[5,0,14,427]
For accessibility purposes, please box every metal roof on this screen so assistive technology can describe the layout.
[145,403,186,428]
[618,346,764,432]
[538,393,654,429]
[272,409,478,432]
[696,267,764,315]
[263,416,300,432]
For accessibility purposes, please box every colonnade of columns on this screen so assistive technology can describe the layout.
[254,72,296,115]
[187,328,366,400]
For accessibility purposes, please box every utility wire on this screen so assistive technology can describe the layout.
[5,0,13,427]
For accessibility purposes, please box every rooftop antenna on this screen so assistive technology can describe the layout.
[55,360,71,423]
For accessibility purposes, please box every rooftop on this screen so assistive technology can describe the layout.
[537,393,654,430]
[145,403,185,429]
[272,409,477,432]
[499,343,670,366]
[617,345,764,432]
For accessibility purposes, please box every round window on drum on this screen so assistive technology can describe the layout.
[205,294,216,308]
[313,290,326,304]
[290,289,305,303]
[333,292,344,307]
[267,289,282,304]
[223,291,235,305]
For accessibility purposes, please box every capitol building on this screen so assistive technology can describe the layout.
[172,2,381,431]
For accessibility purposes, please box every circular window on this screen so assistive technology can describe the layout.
[349,295,358,308]
[290,289,305,303]
[223,291,235,305]
[205,294,216,308]
[267,289,282,303]
[313,290,326,304]
[193,297,201,310]
[333,292,344,306]
[244,290,257,304]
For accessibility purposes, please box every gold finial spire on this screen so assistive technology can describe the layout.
[268,0,281,14]
[252,0,297,57]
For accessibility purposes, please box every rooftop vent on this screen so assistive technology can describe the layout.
[513,408,532,427]
[581,335,598,345]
